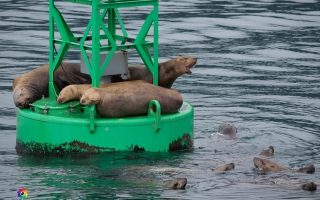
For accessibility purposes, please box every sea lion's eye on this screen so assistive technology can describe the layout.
[271,166,274,168]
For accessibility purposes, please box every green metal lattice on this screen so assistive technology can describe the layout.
[48,0,159,131]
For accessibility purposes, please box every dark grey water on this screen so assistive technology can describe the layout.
[1,0,320,199]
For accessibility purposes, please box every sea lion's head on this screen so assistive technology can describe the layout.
[212,163,235,172]
[253,157,287,172]
[259,146,274,157]
[301,182,317,191]
[296,164,315,174]
[219,122,237,139]
[164,178,187,189]
[13,86,37,108]
[174,56,197,75]
[80,88,100,106]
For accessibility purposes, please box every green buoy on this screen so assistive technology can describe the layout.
[16,0,194,154]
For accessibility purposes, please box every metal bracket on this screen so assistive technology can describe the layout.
[148,100,161,133]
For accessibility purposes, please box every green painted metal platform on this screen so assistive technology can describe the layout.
[16,101,194,154]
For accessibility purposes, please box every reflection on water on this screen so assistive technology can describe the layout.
[1,0,320,199]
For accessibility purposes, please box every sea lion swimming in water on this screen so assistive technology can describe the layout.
[218,122,237,139]
[258,146,274,157]
[12,62,91,108]
[164,178,187,189]
[301,182,317,191]
[253,157,315,174]
[211,163,235,172]
[116,56,197,88]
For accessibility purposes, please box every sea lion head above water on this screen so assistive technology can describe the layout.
[164,178,187,189]
[218,122,237,139]
[253,157,288,172]
[258,146,274,157]
[212,163,235,172]
[301,182,317,191]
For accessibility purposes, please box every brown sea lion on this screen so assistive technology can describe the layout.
[57,84,92,104]
[258,146,274,157]
[125,56,197,88]
[253,157,315,173]
[57,81,147,104]
[12,62,91,108]
[80,80,183,118]
[296,164,315,174]
[164,178,187,189]
[211,163,235,172]
[219,122,237,139]
[301,182,317,191]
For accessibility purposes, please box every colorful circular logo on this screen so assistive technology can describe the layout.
[17,188,28,199]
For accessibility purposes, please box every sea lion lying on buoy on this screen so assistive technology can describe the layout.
[57,81,148,104]
[122,56,197,88]
[80,80,183,118]
[218,122,237,139]
[164,178,187,189]
[258,146,274,157]
[253,157,315,173]
[12,62,91,108]
[211,163,235,172]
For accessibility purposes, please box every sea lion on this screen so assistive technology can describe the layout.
[12,62,91,108]
[80,80,183,118]
[258,146,274,157]
[218,122,237,139]
[57,81,146,104]
[211,163,235,172]
[301,182,317,191]
[125,56,197,88]
[253,157,315,173]
[164,178,187,189]
[296,164,316,174]
[57,84,92,104]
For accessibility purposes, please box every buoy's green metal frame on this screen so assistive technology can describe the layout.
[49,0,159,132]
[15,0,194,154]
